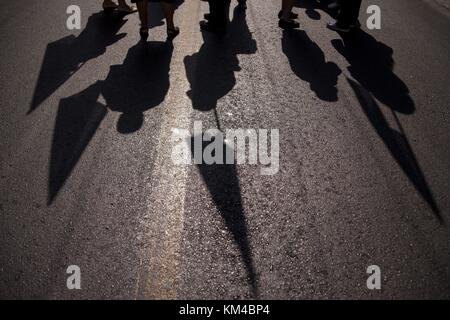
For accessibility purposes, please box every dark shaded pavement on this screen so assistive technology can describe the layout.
[1,0,450,299]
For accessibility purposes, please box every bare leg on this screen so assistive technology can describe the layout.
[281,0,294,20]
[160,2,175,30]
[136,0,148,29]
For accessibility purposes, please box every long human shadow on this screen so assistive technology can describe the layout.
[48,41,173,204]
[332,30,442,222]
[184,5,257,111]
[282,29,341,102]
[190,134,258,298]
[29,11,128,114]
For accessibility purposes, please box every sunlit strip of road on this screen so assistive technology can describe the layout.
[137,0,202,299]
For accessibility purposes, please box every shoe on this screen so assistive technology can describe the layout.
[117,4,137,14]
[326,21,350,32]
[102,1,118,13]
[278,10,299,19]
[200,20,226,33]
[278,18,300,30]
[167,27,180,41]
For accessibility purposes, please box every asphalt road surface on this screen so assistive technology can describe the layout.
[1,0,450,299]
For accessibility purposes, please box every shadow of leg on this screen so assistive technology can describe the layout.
[190,135,258,297]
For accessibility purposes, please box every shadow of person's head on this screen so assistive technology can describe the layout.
[332,30,415,114]
[282,29,341,102]
[183,4,257,112]
[117,111,144,134]
[100,41,174,133]
[29,11,128,114]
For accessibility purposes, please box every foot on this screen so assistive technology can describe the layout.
[278,10,298,20]
[117,4,137,14]
[167,26,180,40]
[103,0,118,11]
[200,20,226,33]
[278,18,300,30]
[326,21,350,32]
[139,26,149,40]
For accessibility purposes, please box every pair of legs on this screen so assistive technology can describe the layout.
[134,0,178,39]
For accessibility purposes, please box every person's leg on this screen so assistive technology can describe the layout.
[281,0,294,20]
[136,1,148,26]
[201,0,227,32]
[216,0,230,27]
[135,0,148,38]
[161,0,180,39]
[160,2,175,30]
[279,0,299,29]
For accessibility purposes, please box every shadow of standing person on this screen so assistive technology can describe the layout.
[332,30,442,222]
[184,5,259,297]
[29,12,128,114]
[282,29,341,102]
[48,41,173,204]
[184,5,257,111]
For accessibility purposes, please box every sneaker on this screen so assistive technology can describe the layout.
[279,18,300,30]
[326,21,350,32]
